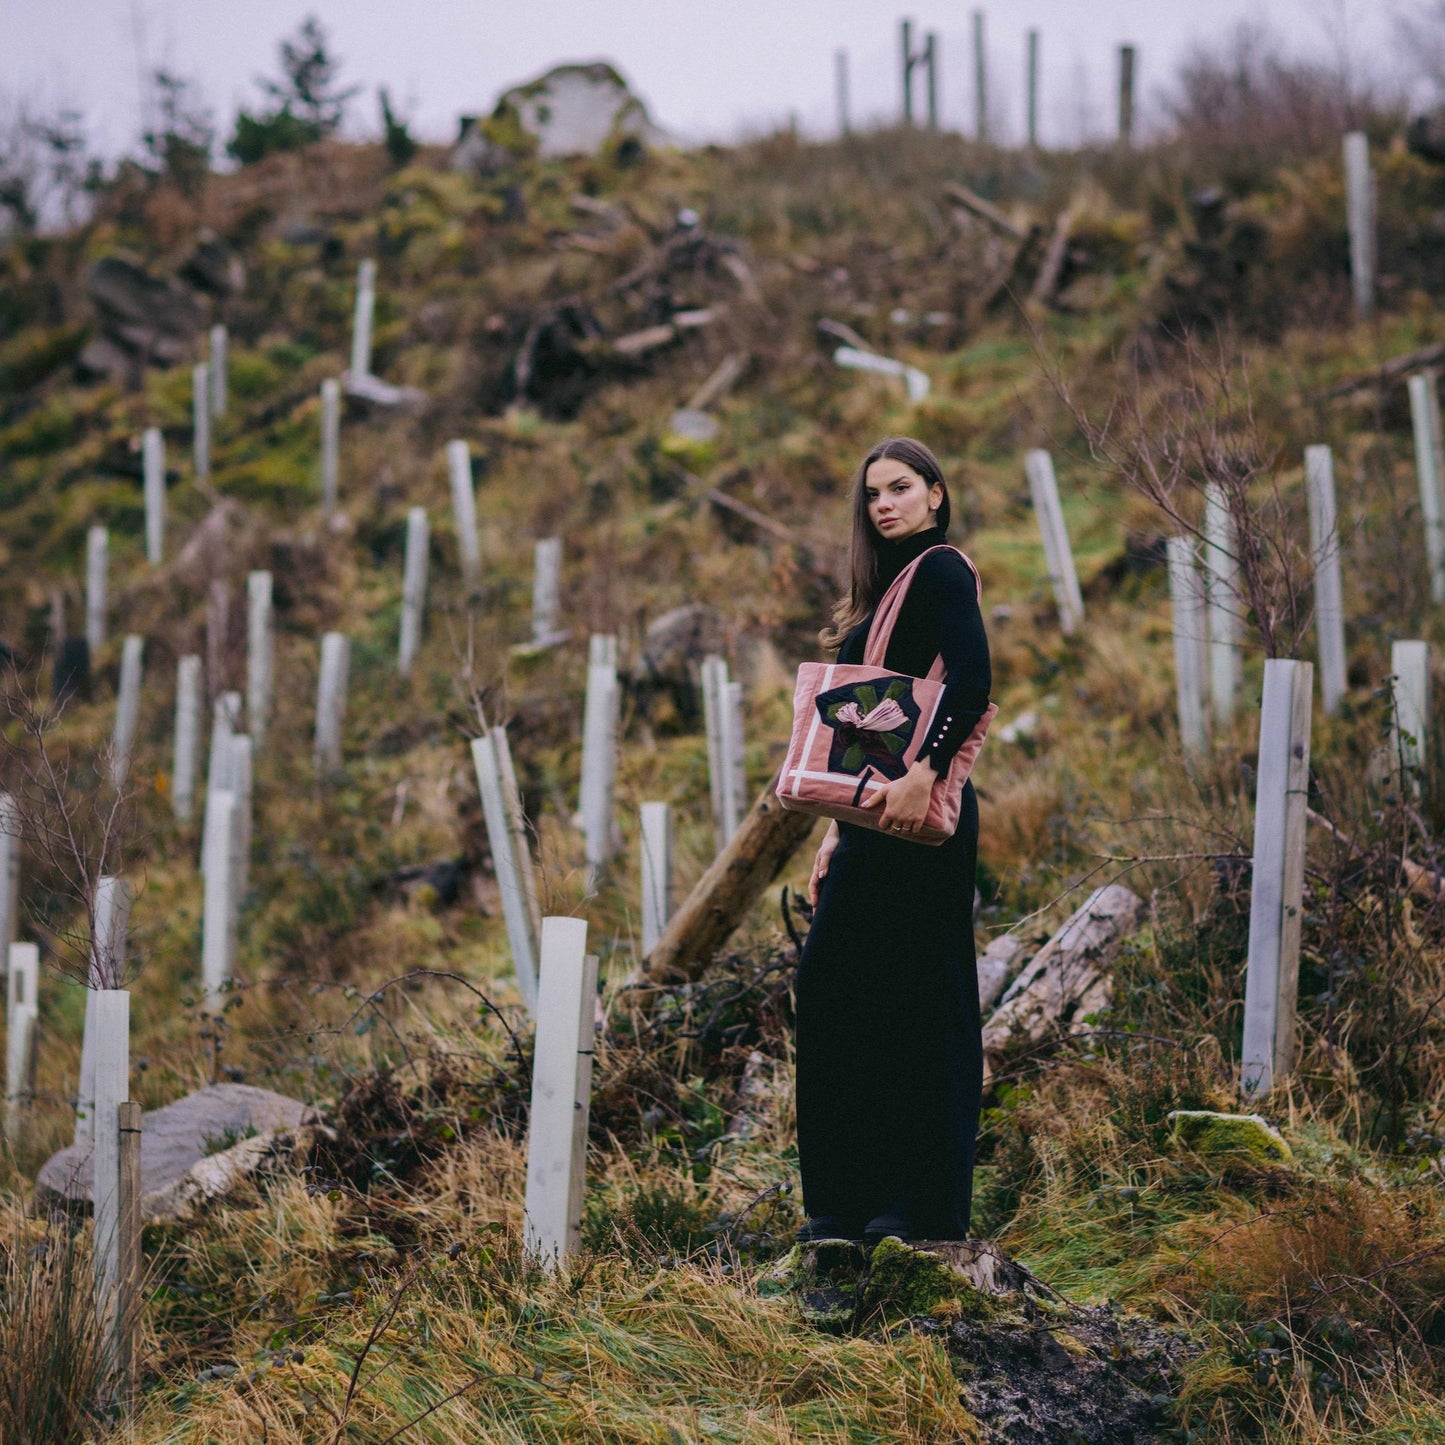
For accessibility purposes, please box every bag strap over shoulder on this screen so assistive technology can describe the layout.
[863,544,983,681]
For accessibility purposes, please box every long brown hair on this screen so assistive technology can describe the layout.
[820,436,952,649]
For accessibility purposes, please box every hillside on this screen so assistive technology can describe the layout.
[3,106,1445,1442]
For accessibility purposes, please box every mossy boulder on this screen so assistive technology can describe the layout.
[1166,1109,1293,1163]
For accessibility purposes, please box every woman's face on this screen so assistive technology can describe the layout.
[864,458,942,541]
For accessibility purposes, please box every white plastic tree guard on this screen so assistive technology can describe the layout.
[85,526,108,654]
[229,734,253,904]
[314,632,350,773]
[350,259,376,379]
[580,652,620,888]
[206,579,230,704]
[246,571,273,747]
[143,427,165,565]
[77,876,130,1146]
[700,656,745,850]
[1202,483,1241,726]
[320,378,341,516]
[110,636,145,790]
[470,732,539,1014]
[1390,640,1432,793]
[5,942,38,1137]
[531,537,568,648]
[192,363,211,480]
[1240,659,1313,1098]
[1304,445,1348,716]
[578,635,618,830]
[492,725,542,945]
[447,440,482,589]
[523,916,598,1268]
[202,790,237,1011]
[398,507,429,677]
[90,985,130,1379]
[1023,449,1084,635]
[1343,131,1375,320]
[1166,535,1209,755]
[639,801,672,957]
[172,655,202,822]
[209,324,228,416]
[0,793,18,964]
[1407,371,1445,605]
[200,691,241,874]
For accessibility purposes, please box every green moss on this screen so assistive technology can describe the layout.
[1166,1110,1293,1164]
[861,1238,1003,1323]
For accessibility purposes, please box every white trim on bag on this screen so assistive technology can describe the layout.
[789,663,835,797]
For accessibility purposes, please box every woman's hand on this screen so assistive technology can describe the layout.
[861,759,937,836]
[808,821,841,907]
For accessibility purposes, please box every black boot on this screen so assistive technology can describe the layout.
[796,1214,866,1243]
[863,1204,914,1244]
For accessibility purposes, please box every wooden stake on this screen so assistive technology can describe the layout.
[116,1098,142,1404]
[835,48,850,136]
[1026,29,1039,149]
[1117,45,1136,149]
[1304,445,1348,715]
[973,10,987,142]
[1241,659,1313,1097]
[523,917,597,1267]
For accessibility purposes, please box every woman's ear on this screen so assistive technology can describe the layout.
[930,485,943,514]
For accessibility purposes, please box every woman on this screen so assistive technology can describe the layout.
[794,435,992,1244]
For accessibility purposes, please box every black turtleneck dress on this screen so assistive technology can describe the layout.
[794,525,993,1238]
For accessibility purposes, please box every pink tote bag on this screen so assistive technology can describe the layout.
[776,545,998,845]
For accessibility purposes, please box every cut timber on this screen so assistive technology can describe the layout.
[644,771,817,983]
[982,884,1145,1078]
[1030,205,1077,307]
[943,180,1026,241]
[1312,341,1445,404]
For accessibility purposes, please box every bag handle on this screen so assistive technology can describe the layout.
[863,544,984,681]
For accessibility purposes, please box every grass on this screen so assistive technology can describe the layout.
[2,116,1445,1440]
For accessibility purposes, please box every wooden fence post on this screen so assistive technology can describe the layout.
[1026,29,1040,149]
[1023,449,1084,635]
[116,1098,143,1403]
[1241,659,1313,1097]
[1304,445,1348,715]
[523,917,597,1267]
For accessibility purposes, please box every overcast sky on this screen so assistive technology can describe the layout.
[0,0,1421,160]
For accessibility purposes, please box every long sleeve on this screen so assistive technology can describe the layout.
[899,550,992,773]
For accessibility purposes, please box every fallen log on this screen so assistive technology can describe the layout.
[943,180,1027,242]
[644,772,818,983]
[976,933,1028,1015]
[1309,341,1445,404]
[1306,807,1445,902]
[1029,204,1078,308]
[982,883,1145,1079]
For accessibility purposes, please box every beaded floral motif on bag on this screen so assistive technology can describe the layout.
[814,675,921,779]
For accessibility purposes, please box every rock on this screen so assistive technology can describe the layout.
[179,235,245,297]
[452,63,664,176]
[1166,1109,1292,1163]
[667,407,720,443]
[35,1084,316,1222]
[85,256,203,372]
[641,605,729,689]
